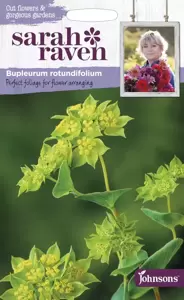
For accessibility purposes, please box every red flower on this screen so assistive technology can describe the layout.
[135,79,149,92]
[159,60,168,70]
[125,61,174,93]
[152,64,162,75]
[158,83,175,92]
[160,70,171,85]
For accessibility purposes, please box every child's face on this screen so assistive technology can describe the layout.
[142,40,162,61]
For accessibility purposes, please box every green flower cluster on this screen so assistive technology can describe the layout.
[85,213,143,264]
[136,156,184,202]
[17,95,133,196]
[0,243,99,300]
[17,140,72,196]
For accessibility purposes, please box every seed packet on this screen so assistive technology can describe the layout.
[0,1,184,300]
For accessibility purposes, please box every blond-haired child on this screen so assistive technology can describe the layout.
[137,30,175,87]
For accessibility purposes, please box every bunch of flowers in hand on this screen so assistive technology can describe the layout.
[124,60,175,92]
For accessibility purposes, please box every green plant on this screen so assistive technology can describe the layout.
[0,95,183,300]
[136,156,184,240]
[0,243,99,300]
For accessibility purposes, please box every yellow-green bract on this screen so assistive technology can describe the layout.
[0,243,99,300]
[17,95,133,196]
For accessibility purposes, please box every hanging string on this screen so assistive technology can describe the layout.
[164,0,169,22]
[130,0,136,22]
[130,0,169,22]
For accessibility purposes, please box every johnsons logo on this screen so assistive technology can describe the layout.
[135,269,184,287]
[138,270,179,285]
[12,27,107,61]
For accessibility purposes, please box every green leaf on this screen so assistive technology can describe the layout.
[29,246,37,265]
[111,250,148,277]
[106,102,120,118]
[86,150,98,168]
[72,148,86,168]
[154,165,168,179]
[29,246,44,263]
[0,289,16,300]
[61,247,76,277]
[128,238,183,299]
[95,139,110,156]
[8,271,25,282]
[52,161,74,198]
[0,274,11,283]
[39,293,49,300]
[97,100,112,114]
[80,273,100,285]
[76,189,131,209]
[111,284,129,300]
[77,95,98,120]
[141,208,184,230]
[47,243,60,260]
[40,143,52,156]
[11,257,24,272]
[74,258,91,273]
[84,94,98,107]
[67,103,82,117]
[51,116,81,139]
[168,156,184,178]
[170,156,182,167]
[60,252,75,268]
[10,275,26,289]
[95,216,114,236]
[43,137,58,143]
[51,115,66,120]
[104,127,125,137]
[117,116,134,127]
[85,236,112,264]
[64,258,100,285]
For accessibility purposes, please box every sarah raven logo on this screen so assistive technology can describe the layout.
[12,27,106,61]
[135,269,184,287]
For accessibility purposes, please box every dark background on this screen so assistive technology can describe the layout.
[0,86,184,299]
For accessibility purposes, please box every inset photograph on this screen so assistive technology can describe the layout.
[120,22,180,97]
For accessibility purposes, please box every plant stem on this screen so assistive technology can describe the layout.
[167,195,177,240]
[73,188,82,196]
[153,287,161,300]
[171,228,177,240]
[116,251,122,263]
[99,155,110,191]
[124,275,127,299]
[99,155,118,217]
[47,176,57,183]
[167,195,171,213]
[99,156,125,294]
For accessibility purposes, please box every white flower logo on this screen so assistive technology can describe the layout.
[138,270,146,276]
[138,270,146,285]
